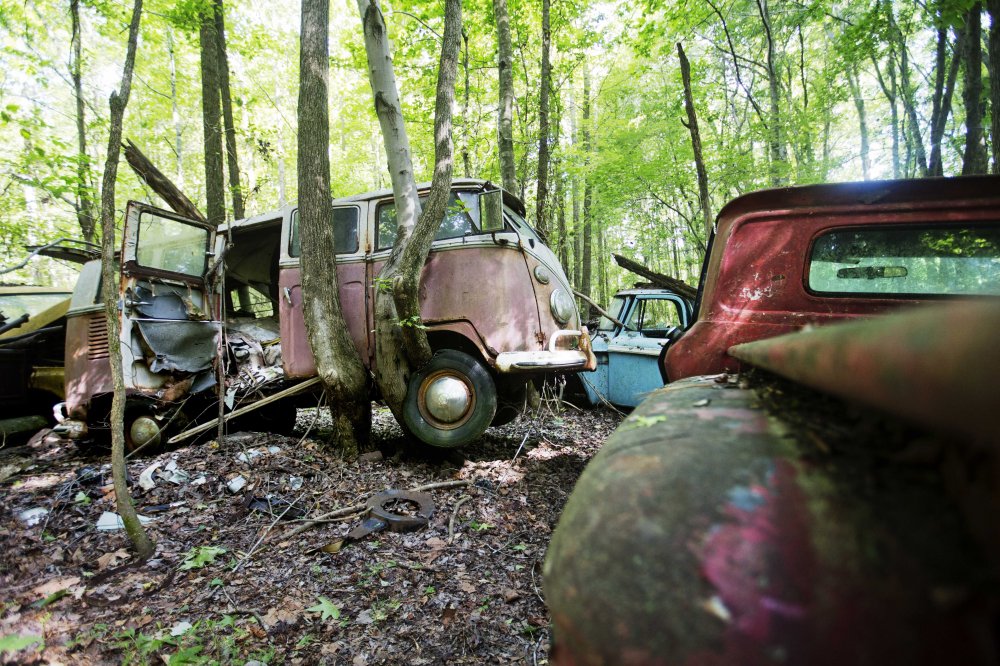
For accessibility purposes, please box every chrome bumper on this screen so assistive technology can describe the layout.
[495,327,598,373]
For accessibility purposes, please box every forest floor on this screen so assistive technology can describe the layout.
[0,401,623,665]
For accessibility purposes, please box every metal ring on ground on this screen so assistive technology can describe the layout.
[366,489,435,532]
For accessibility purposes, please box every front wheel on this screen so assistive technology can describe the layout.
[403,350,497,448]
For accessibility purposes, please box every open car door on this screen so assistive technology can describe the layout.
[119,202,219,394]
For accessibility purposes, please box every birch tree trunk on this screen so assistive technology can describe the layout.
[535,0,552,236]
[99,0,153,560]
[299,0,371,455]
[70,0,97,244]
[494,0,517,193]
[357,0,462,421]
[214,0,244,219]
[678,43,712,240]
[200,3,225,227]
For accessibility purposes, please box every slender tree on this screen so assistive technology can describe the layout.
[678,42,712,239]
[535,0,552,235]
[199,1,225,226]
[494,0,517,193]
[962,2,988,175]
[99,0,153,560]
[298,0,371,455]
[214,0,244,219]
[357,0,462,420]
[581,64,593,318]
[989,0,1000,173]
[70,0,97,244]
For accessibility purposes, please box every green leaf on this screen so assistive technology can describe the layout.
[0,634,43,655]
[179,546,227,570]
[74,491,91,505]
[306,596,341,622]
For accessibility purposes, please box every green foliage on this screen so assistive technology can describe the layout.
[305,596,341,622]
[179,545,227,570]
[0,634,44,657]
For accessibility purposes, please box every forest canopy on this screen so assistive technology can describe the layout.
[1,0,996,303]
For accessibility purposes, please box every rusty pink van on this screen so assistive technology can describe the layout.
[60,179,595,448]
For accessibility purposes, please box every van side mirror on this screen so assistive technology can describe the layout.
[480,189,505,232]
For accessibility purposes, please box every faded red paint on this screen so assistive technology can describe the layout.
[64,311,112,418]
[665,175,1000,380]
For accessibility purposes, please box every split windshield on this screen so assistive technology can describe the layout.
[135,211,210,277]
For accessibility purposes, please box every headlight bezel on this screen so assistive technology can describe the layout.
[550,288,575,325]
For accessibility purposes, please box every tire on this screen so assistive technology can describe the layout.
[403,350,497,448]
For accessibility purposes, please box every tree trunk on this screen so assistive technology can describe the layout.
[846,64,871,180]
[894,15,929,176]
[677,43,712,240]
[535,0,552,236]
[214,0,244,219]
[70,0,97,244]
[755,0,787,185]
[99,0,153,560]
[962,3,988,175]
[570,86,581,288]
[199,3,226,227]
[990,0,1000,173]
[928,26,965,176]
[581,65,593,319]
[299,0,371,455]
[462,27,472,178]
[124,140,205,221]
[166,27,184,189]
[357,0,462,422]
[871,52,901,178]
[494,0,517,193]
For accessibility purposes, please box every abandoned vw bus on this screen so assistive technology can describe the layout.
[60,179,594,448]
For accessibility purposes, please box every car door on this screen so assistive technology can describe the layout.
[607,295,688,407]
[119,202,218,392]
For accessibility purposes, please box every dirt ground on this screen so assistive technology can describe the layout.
[0,402,623,665]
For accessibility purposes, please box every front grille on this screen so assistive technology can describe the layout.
[88,316,110,360]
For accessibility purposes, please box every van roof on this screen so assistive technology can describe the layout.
[229,178,527,231]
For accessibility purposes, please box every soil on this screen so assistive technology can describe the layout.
[0,402,623,665]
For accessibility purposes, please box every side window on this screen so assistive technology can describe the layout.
[136,211,209,277]
[289,206,360,257]
[598,296,627,332]
[376,192,479,250]
[808,224,1000,296]
[229,285,274,319]
[627,299,682,338]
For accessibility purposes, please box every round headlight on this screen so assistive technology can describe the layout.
[550,289,574,325]
[533,265,551,284]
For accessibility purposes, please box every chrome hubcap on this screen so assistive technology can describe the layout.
[424,376,472,424]
[129,415,161,449]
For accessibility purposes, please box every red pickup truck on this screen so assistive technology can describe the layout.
[545,175,1000,665]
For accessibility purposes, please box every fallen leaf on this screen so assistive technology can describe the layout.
[502,589,521,603]
[248,624,266,639]
[304,597,339,622]
[30,577,81,600]
[355,609,374,625]
[459,580,475,594]
[97,548,130,571]
[441,607,457,627]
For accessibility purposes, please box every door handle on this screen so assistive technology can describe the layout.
[283,287,293,306]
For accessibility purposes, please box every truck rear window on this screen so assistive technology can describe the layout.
[808,225,1000,297]
[289,206,359,257]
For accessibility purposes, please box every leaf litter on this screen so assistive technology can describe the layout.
[0,402,622,664]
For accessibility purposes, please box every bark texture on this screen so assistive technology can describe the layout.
[358,0,462,421]
[962,3,988,175]
[99,0,154,560]
[124,139,206,221]
[990,0,1000,173]
[928,26,964,176]
[214,0,244,219]
[677,43,712,240]
[299,0,371,455]
[200,3,226,227]
[535,0,552,236]
[581,66,593,319]
[494,0,517,193]
[70,0,97,244]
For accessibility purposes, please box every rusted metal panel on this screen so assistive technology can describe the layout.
[729,300,1000,445]
[666,175,1000,381]
[545,376,995,666]
[64,311,112,417]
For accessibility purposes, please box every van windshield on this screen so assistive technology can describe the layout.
[376,191,481,250]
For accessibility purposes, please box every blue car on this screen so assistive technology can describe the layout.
[581,288,694,408]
